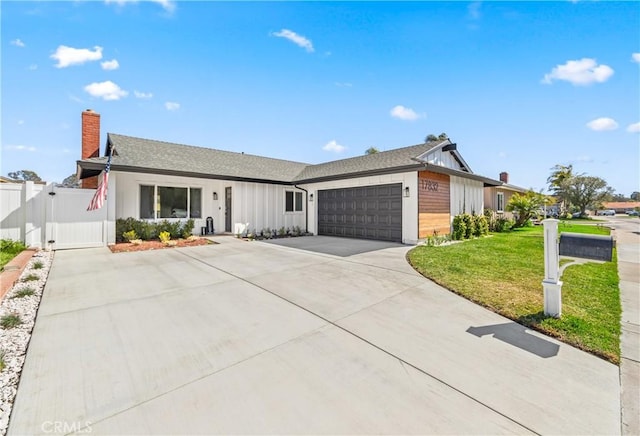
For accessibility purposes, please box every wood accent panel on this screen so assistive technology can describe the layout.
[419,213,450,237]
[418,171,450,213]
[418,171,451,237]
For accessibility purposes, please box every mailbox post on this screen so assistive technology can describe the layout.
[542,219,562,318]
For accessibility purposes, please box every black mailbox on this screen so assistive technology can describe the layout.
[559,232,614,262]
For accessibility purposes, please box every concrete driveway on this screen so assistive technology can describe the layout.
[9,236,619,435]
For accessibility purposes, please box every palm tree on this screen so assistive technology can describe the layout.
[547,164,573,214]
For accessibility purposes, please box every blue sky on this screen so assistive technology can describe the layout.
[2,1,639,195]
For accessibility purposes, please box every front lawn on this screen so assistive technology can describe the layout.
[407,224,620,363]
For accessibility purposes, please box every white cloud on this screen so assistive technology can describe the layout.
[134,90,153,99]
[468,2,481,20]
[18,120,25,125]
[84,80,128,100]
[69,94,84,103]
[627,122,640,133]
[165,101,180,111]
[322,140,346,153]
[632,53,640,63]
[51,45,103,68]
[542,58,614,86]
[390,105,422,121]
[105,0,175,12]
[573,155,593,163]
[586,117,618,131]
[5,145,36,152]
[101,59,119,70]
[11,39,25,47]
[27,64,38,71]
[271,29,314,53]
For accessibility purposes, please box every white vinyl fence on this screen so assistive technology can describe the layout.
[0,181,108,250]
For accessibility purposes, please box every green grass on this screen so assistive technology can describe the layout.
[558,222,611,235]
[408,224,620,363]
[0,239,27,271]
[0,350,5,372]
[31,260,44,270]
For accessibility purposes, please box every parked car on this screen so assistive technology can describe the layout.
[626,210,639,216]
[596,209,616,216]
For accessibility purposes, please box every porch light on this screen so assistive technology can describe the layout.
[404,186,410,198]
[213,192,218,200]
[309,193,314,202]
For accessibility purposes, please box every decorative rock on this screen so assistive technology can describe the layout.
[0,250,53,436]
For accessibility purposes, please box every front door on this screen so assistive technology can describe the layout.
[225,187,232,232]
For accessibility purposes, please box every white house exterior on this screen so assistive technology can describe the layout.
[76,110,503,246]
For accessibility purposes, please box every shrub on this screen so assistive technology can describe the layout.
[0,313,23,329]
[278,227,286,237]
[0,239,26,253]
[181,219,195,239]
[462,214,475,239]
[159,231,171,243]
[0,350,5,372]
[452,215,466,240]
[474,214,489,236]
[123,230,138,242]
[495,216,513,232]
[11,287,35,298]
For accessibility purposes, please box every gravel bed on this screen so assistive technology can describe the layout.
[0,250,53,436]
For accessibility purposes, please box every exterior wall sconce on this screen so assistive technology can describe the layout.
[213,192,218,200]
[404,187,410,197]
[309,193,314,202]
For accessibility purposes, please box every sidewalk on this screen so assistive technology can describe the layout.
[614,217,640,435]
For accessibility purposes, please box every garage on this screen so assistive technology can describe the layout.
[317,183,403,242]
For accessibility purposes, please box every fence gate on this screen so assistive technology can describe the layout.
[46,186,106,250]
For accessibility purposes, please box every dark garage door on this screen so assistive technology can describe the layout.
[318,183,403,242]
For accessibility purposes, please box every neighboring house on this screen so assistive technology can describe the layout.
[77,110,503,245]
[601,202,640,213]
[483,172,527,219]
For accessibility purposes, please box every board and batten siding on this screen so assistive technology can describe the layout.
[114,171,304,235]
[418,171,451,237]
[450,175,484,216]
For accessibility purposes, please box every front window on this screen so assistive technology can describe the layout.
[285,190,303,212]
[497,192,505,212]
[140,185,202,219]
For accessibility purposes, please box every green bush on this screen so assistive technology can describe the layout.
[495,216,514,232]
[475,214,489,236]
[0,239,27,253]
[181,219,195,239]
[117,217,196,241]
[452,215,466,240]
[462,214,475,239]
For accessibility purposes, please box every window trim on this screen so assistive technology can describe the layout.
[285,190,304,213]
[139,184,203,220]
[496,191,505,212]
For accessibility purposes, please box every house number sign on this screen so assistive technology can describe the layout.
[420,179,439,191]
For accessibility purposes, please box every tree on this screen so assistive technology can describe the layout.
[7,170,42,182]
[610,192,629,202]
[425,133,448,143]
[365,147,379,155]
[60,173,80,188]
[560,175,613,215]
[546,164,574,213]
[506,190,546,227]
[631,191,640,201]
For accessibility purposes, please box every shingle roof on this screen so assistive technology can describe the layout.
[78,134,447,183]
[292,142,442,182]
[95,134,310,183]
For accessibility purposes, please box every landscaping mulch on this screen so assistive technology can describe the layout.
[109,238,215,253]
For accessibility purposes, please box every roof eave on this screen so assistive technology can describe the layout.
[77,160,295,185]
[294,163,425,184]
[419,163,502,186]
